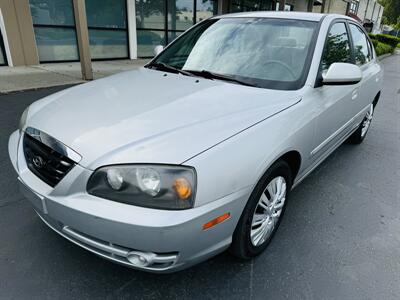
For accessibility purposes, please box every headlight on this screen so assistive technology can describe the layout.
[19,106,30,132]
[87,164,197,210]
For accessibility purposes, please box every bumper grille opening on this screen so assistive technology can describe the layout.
[23,133,76,187]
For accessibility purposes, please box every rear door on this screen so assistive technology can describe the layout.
[348,22,381,119]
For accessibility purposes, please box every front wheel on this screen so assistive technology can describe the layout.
[230,160,292,259]
[348,104,374,144]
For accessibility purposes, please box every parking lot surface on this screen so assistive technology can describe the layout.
[0,55,399,300]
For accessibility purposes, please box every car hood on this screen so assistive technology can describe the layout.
[27,68,301,169]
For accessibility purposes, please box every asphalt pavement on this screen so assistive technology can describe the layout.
[0,54,399,300]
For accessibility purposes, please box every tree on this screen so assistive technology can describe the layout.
[378,0,400,25]
[394,16,400,30]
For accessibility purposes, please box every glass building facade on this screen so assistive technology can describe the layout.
[29,0,79,62]
[136,0,218,57]
[29,0,129,62]
[230,0,273,12]
[23,0,288,62]
[85,0,129,60]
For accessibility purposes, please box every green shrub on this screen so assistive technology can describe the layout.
[371,39,379,48]
[368,33,377,40]
[375,41,394,56]
[374,34,400,48]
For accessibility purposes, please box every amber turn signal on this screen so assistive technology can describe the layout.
[202,213,231,230]
[173,177,192,200]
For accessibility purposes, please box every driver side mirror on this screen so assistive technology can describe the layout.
[154,45,164,56]
[322,63,362,85]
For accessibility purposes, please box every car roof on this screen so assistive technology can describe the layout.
[215,11,339,22]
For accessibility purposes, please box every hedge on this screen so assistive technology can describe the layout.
[374,40,394,56]
[374,34,400,48]
[371,39,379,48]
[368,33,398,56]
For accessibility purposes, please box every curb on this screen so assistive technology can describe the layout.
[378,53,394,61]
[0,83,81,95]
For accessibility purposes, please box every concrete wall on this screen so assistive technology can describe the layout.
[363,0,383,22]
[354,0,384,31]
[0,0,38,66]
[357,0,368,20]
[324,0,348,14]
[375,7,383,31]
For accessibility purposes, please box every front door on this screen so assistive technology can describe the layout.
[311,21,357,159]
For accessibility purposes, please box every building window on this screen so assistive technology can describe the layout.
[273,1,293,11]
[29,0,129,62]
[0,29,7,66]
[29,0,79,62]
[231,0,273,12]
[136,0,218,57]
[196,0,217,22]
[85,0,129,60]
[348,0,359,15]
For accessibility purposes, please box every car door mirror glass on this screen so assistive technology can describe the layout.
[154,45,164,56]
[322,63,362,85]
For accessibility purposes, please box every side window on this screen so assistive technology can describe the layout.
[321,22,352,72]
[349,24,371,65]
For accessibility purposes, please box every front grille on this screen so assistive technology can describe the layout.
[23,133,76,187]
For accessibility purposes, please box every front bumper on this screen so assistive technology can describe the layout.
[9,130,250,273]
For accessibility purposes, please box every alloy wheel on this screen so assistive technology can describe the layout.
[250,176,287,246]
[361,104,374,138]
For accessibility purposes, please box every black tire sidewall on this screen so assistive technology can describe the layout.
[348,105,374,144]
[231,160,292,259]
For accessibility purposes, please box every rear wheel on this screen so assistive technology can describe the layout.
[230,160,292,259]
[348,103,374,144]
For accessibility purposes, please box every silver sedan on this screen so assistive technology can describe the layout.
[8,12,382,273]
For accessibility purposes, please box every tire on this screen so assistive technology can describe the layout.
[347,103,374,144]
[230,160,292,259]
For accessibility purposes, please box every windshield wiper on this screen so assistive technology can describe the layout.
[145,62,194,77]
[184,70,257,87]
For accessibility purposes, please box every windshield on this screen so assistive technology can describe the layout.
[150,17,318,90]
